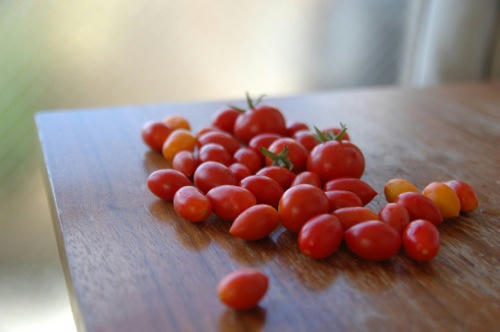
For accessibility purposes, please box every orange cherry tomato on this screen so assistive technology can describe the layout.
[217,269,268,310]
[162,129,196,161]
[230,204,280,240]
[423,182,460,218]
[384,178,419,203]
[163,115,191,131]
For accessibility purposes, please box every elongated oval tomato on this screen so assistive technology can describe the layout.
[378,203,410,233]
[423,182,460,218]
[240,175,284,207]
[445,180,478,213]
[217,269,268,310]
[229,163,251,182]
[162,129,196,161]
[291,171,321,188]
[172,151,198,178]
[333,207,379,230]
[298,214,343,259]
[141,121,172,151]
[384,178,419,203]
[198,131,240,154]
[345,220,401,260]
[403,219,440,261]
[212,108,241,133]
[206,185,256,221]
[293,130,318,151]
[198,143,232,166]
[147,169,191,201]
[194,161,236,194]
[324,178,376,205]
[233,148,262,174]
[230,205,280,240]
[325,190,363,212]
[256,166,296,190]
[163,115,191,131]
[396,192,443,225]
[173,186,211,222]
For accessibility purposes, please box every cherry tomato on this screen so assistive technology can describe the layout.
[147,169,191,201]
[199,143,232,166]
[384,178,419,203]
[345,220,401,260]
[307,140,365,182]
[256,166,296,190]
[291,171,321,188]
[298,214,343,259]
[278,184,330,233]
[162,129,196,161]
[163,115,191,131]
[423,182,460,218]
[240,175,284,207]
[293,130,318,151]
[325,190,363,212]
[198,131,240,155]
[212,108,242,133]
[172,151,198,178]
[266,138,308,173]
[234,106,287,143]
[229,163,251,182]
[233,148,262,174]
[445,180,478,212]
[333,207,379,230]
[230,205,280,240]
[322,127,350,141]
[217,269,268,310]
[396,192,443,225]
[286,121,309,137]
[196,126,221,139]
[141,121,172,151]
[173,186,211,222]
[194,161,237,194]
[378,203,410,233]
[324,178,377,205]
[249,133,281,159]
[403,219,440,261]
[206,185,256,221]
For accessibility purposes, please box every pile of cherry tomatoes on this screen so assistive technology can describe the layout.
[142,93,478,309]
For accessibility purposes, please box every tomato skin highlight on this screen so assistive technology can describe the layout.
[324,178,376,205]
[286,121,309,137]
[172,151,198,178]
[403,219,440,261]
[293,130,318,151]
[217,269,268,310]
[233,148,262,174]
[240,176,284,207]
[206,185,256,221]
[266,138,308,173]
[198,143,232,166]
[230,205,280,240]
[229,163,252,183]
[162,129,196,161]
[141,121,172,151]
[384,178,419,203]
[194,161,237,194]
[378,203,410,233]
[325,190,363,212]
[249,133,281,159]
[298,214,343,259]
[291,171,322,188]
[234,106,287,143]
[256,166,296,190]
[345,220,402,260]
[423,182,461,218]
[198,131,240,155]
[212,108,241,133]
[333,207,379,230]
[396,192,443,225]
[278,184,330,233]
[307,140,365,182]
[173,186,211,222]
[445,180,478,213]
[147,169,191,201]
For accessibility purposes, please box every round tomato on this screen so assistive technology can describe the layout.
[293,130,318,151]
[217,269,268,310]
[325,190,363,212]
[141,121,172,151]
[333,207,379,230]
[198,131,240,155]
[234,106,286,143]
[198,143,232,166]
[396,192,443,225]
[344,220,401,260]
[286,121,309,137]
[206,185,256,221]
[403,219,440,261]
[256,166,296,190]
[230,204,280,240]
[194,161,236,194]
[233,148,262,174]
[147,169,191,201]
[212,108,242,133]
[324,178,376,205]
[378,203,410,233]
[298,214,343,259]
[173,186,211,222]
[445,180,478,213]
[229,163,251,182]
[172,151,198,178]
[265,138,308,173]
[240,175,284,207]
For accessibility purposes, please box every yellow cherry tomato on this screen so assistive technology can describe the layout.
[384,178,419,203]
[163,115,191,131]
[423,182,460,218]
[162,129,196,161]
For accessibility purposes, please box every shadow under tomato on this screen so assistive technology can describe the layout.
[218,306,267,332]
[143,150,171,175]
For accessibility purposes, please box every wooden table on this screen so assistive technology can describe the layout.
[36,82,500,332]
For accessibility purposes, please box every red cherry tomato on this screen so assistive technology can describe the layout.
[345,220,401,260]
[286,121,309,137]
[403,219,440,261]
[198,131,240,155]
[307,140,365,182]
[378,203,410,233]
[278,184,330,233]
[322,127,350,141]
[198,143,232,166]
[194,161,237,194]
[217,269,268,310]
[325,190,363,212]
[333,207,379,230]
[291,171,322,188]
[445,180,478,213]
[396,192,443,225]
[147,169,191,201]
[324,178,376,205]
[230,204,280,240]
[229,163,251,182]
[234,106,287,143]
[266,138,308,173]
[249,133,281,159]
[256,166,296,190]
[233,148,262,174]
[240,175,284,207]
[172,151,198,178]
[141,121,172,151]
[206,185,256,221]
[212,108,241,133]
[173,186,211,222]
[293,130,318,151]
[298,214,343,259]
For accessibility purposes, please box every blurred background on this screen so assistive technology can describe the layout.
[0,0,498,331]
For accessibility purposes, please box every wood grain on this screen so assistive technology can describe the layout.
[36,82,500,332]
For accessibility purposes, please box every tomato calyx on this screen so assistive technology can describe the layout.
[246,92,267,110]
[227,105,246,113]
[313,123,348,142]
[260,146,294,170]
